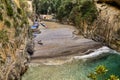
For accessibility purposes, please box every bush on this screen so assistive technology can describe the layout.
[20,19,28,28]
[5,0,14,17]
[4,20,11,28]
[16,14,22,19]
[80,1,98,23]
[6,4,14,17]
[0,4,4,9]
[0,30,8,43]
[0,12,3,21]
[17,7,22,14]
[69,6,81,26]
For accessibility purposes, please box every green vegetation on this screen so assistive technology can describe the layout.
[0,0,30,79]
[17,7,22,15]
[33,0,98,32]
[16,14,22,19]
[0,1,4,21]
[108,75,119,80]
[88,65,120,80]
[0,12,3,21]
[80,1,97,23]
[33,0,61,14]
[5,0,14,17]
[0,4,4,9]
[88,65,108,80]
[6,4,13,17]
[0,30,8,44]
[20,20,27,28]
[56,0,74,21]
[4,20,11,28]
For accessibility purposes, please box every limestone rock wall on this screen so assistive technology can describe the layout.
[94,3,120,51]
[82,1,120,51]
[0,0,32,80]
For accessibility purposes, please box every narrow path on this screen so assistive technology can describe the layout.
[31,21,102,64]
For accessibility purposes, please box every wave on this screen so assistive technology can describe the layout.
[30,46,118,66]
[74,46,118,60]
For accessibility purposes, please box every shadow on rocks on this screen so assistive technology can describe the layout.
[26,40,35,56]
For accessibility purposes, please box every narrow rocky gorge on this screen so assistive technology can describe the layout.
[0,0,120,80]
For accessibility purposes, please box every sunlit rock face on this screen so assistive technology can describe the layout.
[0,0,31,80]
[84,1,120,51]
[94,2,120,52]
[27,0,33,13]
[75,0,120,51]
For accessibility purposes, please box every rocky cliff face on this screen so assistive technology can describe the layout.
[0,0,32,80]
[82,1,120,51]
[94,2,120,51]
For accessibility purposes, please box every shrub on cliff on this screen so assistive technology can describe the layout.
[17,7,22,15]
[4,20,11,28]
[5,0,14,17]
[6,4,14,17]
[53,0,98,25]
[80,1,97,24]
[0,30,8,44]
[0,12,3,21]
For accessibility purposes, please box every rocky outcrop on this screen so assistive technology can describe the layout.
[81,1,120,51]
[94,3,120,50]
[0,0,33,80]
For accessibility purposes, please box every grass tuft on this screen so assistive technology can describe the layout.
[4,20,11,28]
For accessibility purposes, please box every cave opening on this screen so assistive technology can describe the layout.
[97,1,120,9]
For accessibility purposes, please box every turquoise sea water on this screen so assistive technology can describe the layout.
[22,54,120,80]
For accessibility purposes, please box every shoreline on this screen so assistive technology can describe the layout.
[30,46,118,66]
